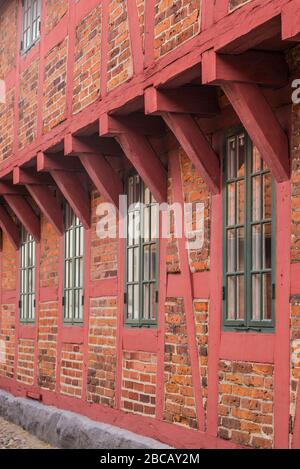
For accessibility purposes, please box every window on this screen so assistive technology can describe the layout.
[223,131,275,331]
[63,203,84,324]
[125,175,159,327]
[20,228,36,323]
[21,0,41,53]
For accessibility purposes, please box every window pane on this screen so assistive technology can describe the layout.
[263,223,272,269]
[127,286,133,319]
[151,244,157,281]
[263,173,272,220]
[237,180,245,225]
[252,274,261,321]
[252,225,261,270]
[237,134,245,178]
[143,245,150,281]
[133,248,139,282]
[143,284,150,320]
[128,249,133,282]
[227,229,236,273]
[150,284,157,320]
[262,273,272,320]
[252,176,261,221]
[253,147,262,173]
[227,277,235,320]
[133,284,139,320]
[227,138,236,179]
[227,183,235,226]
[237,275,245,320]
[237,228,245,272]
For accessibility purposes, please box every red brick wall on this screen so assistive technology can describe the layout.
[107,0,133,91]
[2,234,17,292]
[87,297,117,407]
[19,60,39,149]
[166,177,181,273]
[38,301,58,391]
[43,39,68,133]
[180,150,210,272]
[16,339,35,385]
[164,297,198,429]
[194,299,209,422]
[0,0,18,78]
[90,191,118,280]
[0,303,16,380]
[121,351,157,417]
[0,88,14,161]
[154,0,201,60]
[218,361,274,448]
[73,5,102,114]
[40,216,60,289]
[45,0,68,35]
[60,343,84,398]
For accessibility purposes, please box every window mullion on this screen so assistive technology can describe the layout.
[245,135,252,328]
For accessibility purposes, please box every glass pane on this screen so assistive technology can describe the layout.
[127,286,133,319]
[144,186,151,205]
[237,228,245,272]
[237,134,245,178]
[262,273,272,321]
[252,274,261,321]
[227,138,236,179]
[144,206,150,242]
[237,180,245,225]
[263,173,272,220]
[252,175,261,221]
[143,284,150,320]
[227,276,235,320]
[227,229,236,273]
[133,248,139,282]
[151,205,159,240]
[227,183,235,226]
[143,245,150,281]
[128,212,134,246]
[253,146,262,173]
[133,284,139,320]
[151,244,157,281]
[237,275,245,320]
[263,223,272,269]
[128,249,133,282]
[150,284,157,320]
[133,175,140,205]
[252,225,261,270]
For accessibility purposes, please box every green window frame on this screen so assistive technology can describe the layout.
[125,174,159,327]
[222,130,276,331]
[63,203,84,324]
[21,0,41,54]
[19,227,36,323]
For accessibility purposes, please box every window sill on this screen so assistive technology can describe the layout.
[61,325,84,344]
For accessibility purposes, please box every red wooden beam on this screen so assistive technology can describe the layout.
[0,203,20,249]
[99,113,165,137]
[64,134,122,157]
[38,151,91,228]
[222,81,290,182]
[162,113,220,194]
[144,86,219,116]
[13,168,64,236]
[64,135,123,207]
[3,194,40,242]
[99,114,167,203]
[202,49,289,87]
[282,0,300,42]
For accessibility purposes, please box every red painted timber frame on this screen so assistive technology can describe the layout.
[0,0,298,449]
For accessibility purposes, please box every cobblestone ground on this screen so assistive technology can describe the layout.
[0,417,53,449]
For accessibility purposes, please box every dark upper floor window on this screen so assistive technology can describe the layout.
[20,227,36,323]
[63,203,84,324]
[223,130,275,331]
[21,0,41,53]
[125,174,159,327]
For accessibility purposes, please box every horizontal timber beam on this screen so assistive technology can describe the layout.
[13,168,64,236]
[202,49,289,87]
[3,194,40,242]
[37,152,83,172]
[222,81,290,182]
[64,135,123,208]
[100,114,167,204]
[282,1,300,42]
[37,152,91,229]
[64,134,122,157]
[99,113,166,137]
[144,86,219,116]
[0,203,20,249]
